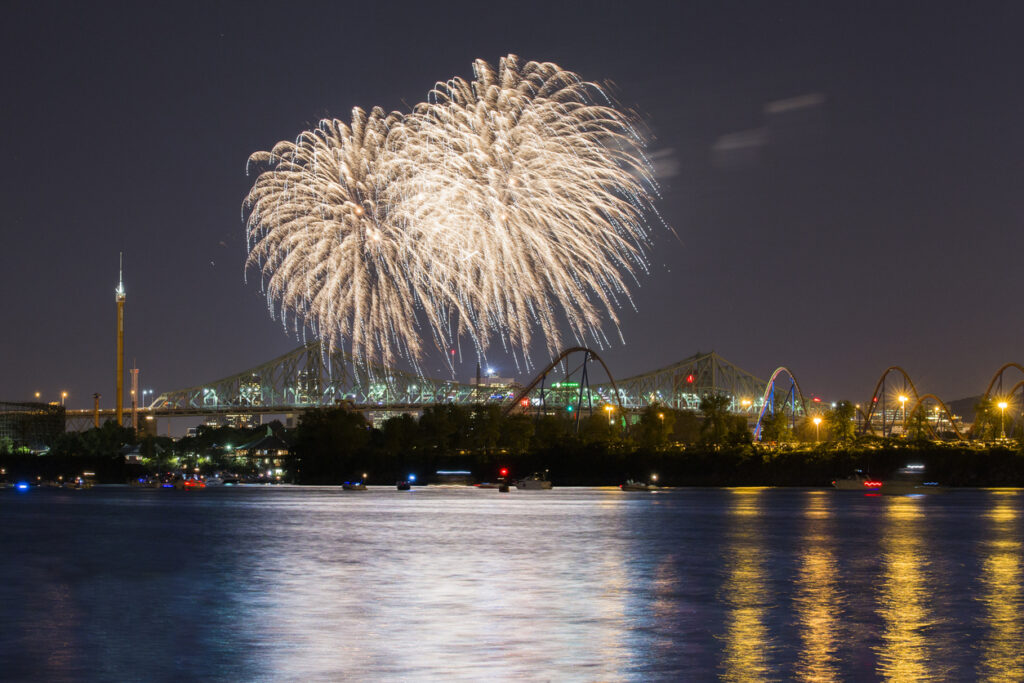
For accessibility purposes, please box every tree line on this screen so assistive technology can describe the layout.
[6,394,1024,485]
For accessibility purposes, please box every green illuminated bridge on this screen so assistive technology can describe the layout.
[143,342,770,417]
[67,341,1024,441]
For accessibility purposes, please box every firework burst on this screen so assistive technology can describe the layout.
[244,55,661,370]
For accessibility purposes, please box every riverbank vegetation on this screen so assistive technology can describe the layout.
[5,399,1024,486]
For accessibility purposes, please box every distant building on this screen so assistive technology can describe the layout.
[0,401,65,451]
[235,427,290,478]
[225,413,260,429]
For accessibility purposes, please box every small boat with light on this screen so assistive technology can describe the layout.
[621,474,659,491]
[342,481,367,491]
[833,465,945,494]
[620,479,658,492]
[515,472,552,490]
[832,469,877,491]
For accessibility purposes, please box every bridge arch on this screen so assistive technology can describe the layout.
[753,367,808,441]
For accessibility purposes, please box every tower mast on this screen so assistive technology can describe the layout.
[116,253,126,427]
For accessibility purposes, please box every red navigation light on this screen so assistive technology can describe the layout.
[520,398,530,407]
[813,397,821,403]
[450,348,456,355]
[873,397,878,402]
[499,468,509,477]
[864,480,883,488]
[686,374,695,384]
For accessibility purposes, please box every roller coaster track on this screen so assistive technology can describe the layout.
[134,334,1024,443]
[858,366,922,437]
[964,362,1024,438]
[505,347,622,418]
[981,363,1024,400]
[857,366,968,439]
[904,393,966,440]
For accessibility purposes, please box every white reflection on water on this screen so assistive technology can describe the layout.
[720,488,772,682]
[252,490,636,681]
[794,491,840,682]
[978,493,1023,681]
[6,487,1024,680]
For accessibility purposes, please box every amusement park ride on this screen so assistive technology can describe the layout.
[58,261,1024,439]
[64,335,1024,442]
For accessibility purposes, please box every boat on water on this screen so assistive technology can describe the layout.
[833,464,946,494]
[342,481,367,491]
[620,479,658,492]
[832,469,876,491]
[515,472,552,490]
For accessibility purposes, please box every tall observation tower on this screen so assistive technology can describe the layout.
[115,254,126,427]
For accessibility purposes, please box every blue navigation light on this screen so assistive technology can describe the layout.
[408,474,416,482]
[16,482,30,491]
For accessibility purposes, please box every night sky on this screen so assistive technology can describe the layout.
[3,1,1023,410]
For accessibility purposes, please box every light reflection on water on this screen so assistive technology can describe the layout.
[1,486,1023,680]
[720,488,772,682]
[875,497,936,681]
[978,493,1023,682]
[794,491,840,682]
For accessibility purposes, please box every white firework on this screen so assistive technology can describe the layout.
[244,55,660,370]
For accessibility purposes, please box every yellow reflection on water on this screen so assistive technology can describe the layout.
[978,500,1023,682]
[876,497,933,681]
[721,488,770,682]
[794,492,839,682]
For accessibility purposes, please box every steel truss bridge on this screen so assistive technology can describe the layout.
[63,340,1024,442]
[62,343,772,431]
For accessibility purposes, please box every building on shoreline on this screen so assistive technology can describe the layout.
[0,401,65,451]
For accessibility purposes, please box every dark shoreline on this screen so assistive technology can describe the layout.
[5,442,1024,488]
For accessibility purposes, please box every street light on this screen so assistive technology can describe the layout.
[812,416,822,443]
[605,404,614,425]
[61,391,68,406]
[34,391,40,400]
[998,401,1008,439]
[741,399,752,411]
[898,395,907,435]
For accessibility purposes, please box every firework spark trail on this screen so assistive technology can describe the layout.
[244,55,662,371]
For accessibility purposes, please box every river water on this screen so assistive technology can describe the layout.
[1,486,1022,681]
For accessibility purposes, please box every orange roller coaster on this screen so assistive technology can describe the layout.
[859,366,922,437]
[905,393,966,440]
[504,346,623,421]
